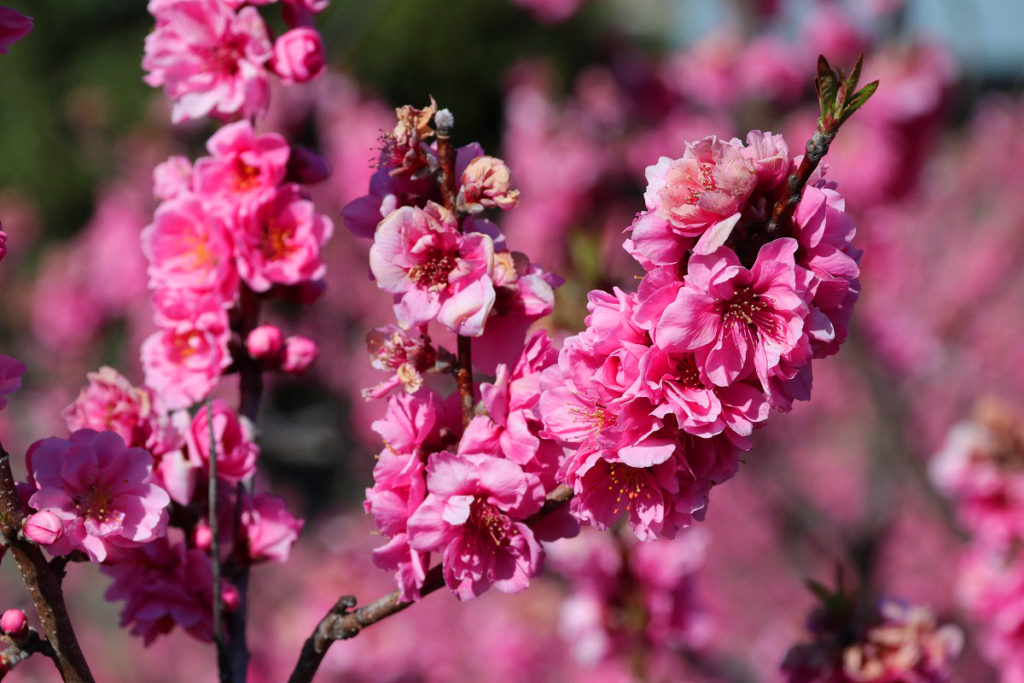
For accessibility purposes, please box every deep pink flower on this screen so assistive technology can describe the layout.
[102,538,221,644]
[187,399,259,483]
[640,238,807,388]
[235,183,333,291]
[62,366,167,452]
[27,430,170,563]
[0,355,26,410]
[141,194,238,301]
[0,7,31,54]
[282,335,318,374]
[143,0,273,123]
[407,452,544,600]
[240,493,304,563]
[271,28,325,86]
[141,291,231,410]
[371,389,461,459]
[369,202,495,336]
[193,120,289,202]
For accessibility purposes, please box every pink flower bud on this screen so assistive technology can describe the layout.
[222,584,241,612]
[282,336,318,375]
[286,146,332,185]
[23,510,63,546]
[458,156,520,213]
[247,325,284,361]
[1,609,28,640]
[193,523,213,552]
[272,28,325,86]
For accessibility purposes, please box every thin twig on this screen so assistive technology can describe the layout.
[0,443,94,682]
[208,397,231,683]
[286,485,574,683]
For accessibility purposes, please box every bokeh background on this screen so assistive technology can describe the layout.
[2,0,1024,680]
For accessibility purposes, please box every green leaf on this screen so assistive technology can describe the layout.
[805,579,834,603]
[839,80,879,123]
[816,55,838,117]
[844,53,865,105]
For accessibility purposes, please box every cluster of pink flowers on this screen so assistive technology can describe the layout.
[346,103,574,602]
[783,594,963,683]
[143,0,327,123]
[141,118,330,409]
[538,131,861,540]
[931,402,1024,682]
[548,527,711,668]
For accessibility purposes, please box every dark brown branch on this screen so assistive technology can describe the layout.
[0,626,60,674]
[434,109,475,428]
[286,485,574,683]
[764,122,835,236]
[224,285,264,683]
[0,445,94,682]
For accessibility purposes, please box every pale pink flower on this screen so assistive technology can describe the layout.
[141,291,231,410]
[640,239,807,388]
[235,183,333,291]
[407,452,543,600]
[153,155,193,200]
[369,202,495,336]
[102,538,220,644]
[141,194,239,301]
[193,120,289,202]
[240,493,304,563]
[27,430,170,563]
[362,325,436,400]
[143,0,273,123]
[0,6,31,54]
[458,156,520,213]
[0,355,26,410]
[271,28,325,86]
[187,399,259,482]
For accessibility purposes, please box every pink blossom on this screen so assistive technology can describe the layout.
[27,430,170,563]
[0,355,26,410]
[247,324,284,360]
[282,335,318,374]
[235,183,333,291]
[153,155,193,201]
[23,510,64,546]
[0,609,28,641]
[0,6,31,54]
[640,239,807,388]
[458,156,520,213]
[369,202,495,336]
[193,120,289,202]
[62,366,167,452]
[371,389,461,458]
[143,0,273,123]
[187,399,259,482]
[142,291,231,410]
[362,325,436,400]
[103,538,220,644]
[241,493,304,563]
[0,225,7,261]
[141,194,239,301]
[271,28,326,86]
[407,452,543,600]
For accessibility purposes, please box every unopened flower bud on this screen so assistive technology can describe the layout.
[282,336,318,374]
[458,156,520,213]
[1,609,28,641]
[272,28,326,86]
[247,325,284,361]
[222,584,241,612]
[23,511,63,546]
[286,146,332,185]
[193,523,213,552]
